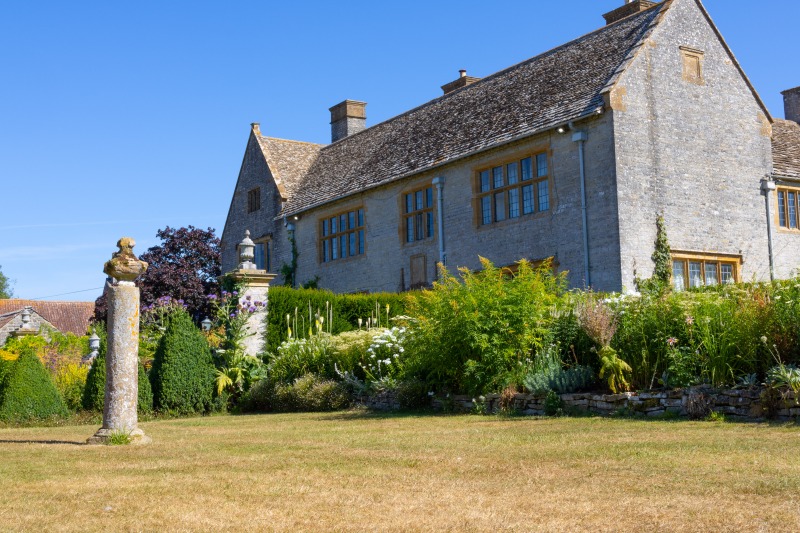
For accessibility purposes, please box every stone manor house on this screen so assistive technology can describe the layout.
[222,0,800,293]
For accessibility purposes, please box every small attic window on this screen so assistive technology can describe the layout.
[680,46,704,85]
[247,187,261,213]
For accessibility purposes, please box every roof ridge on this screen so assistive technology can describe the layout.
[320,2,668,151]
[262,136,326,147]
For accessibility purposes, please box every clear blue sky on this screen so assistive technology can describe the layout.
[0,0,796,301]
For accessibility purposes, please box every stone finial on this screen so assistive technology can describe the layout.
[104,237,148,282]
[238,230,256,270]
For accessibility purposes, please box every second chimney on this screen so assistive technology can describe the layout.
[441,69,481,95]
[783,87,800,124]
[603,0,658,25]
[330,100,367,143]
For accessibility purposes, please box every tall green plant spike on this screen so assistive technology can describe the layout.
[149,309,215,414]
[652,215,672,285]
[0,347,68,422]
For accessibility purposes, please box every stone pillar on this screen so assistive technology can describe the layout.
[88,237,151,445]
[226,230,275,356]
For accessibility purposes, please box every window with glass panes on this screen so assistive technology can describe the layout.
[320,208,365,263]
[671,254,739,291]
[477,153,549,225]
[404,186,434,243]
[777,187,800,230]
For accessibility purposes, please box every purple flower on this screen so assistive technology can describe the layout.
[232,291,238,296]
[230,313,236,318]
[245,295,252,301]
[222,290,229,296]
[667,337,678,347]
[207,294,218,300]
[248,306,256,313]
[178,299,184,304]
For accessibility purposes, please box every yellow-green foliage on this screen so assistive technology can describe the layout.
[404,258,566,395]
[0,346,68,422]
[54,363,88,411]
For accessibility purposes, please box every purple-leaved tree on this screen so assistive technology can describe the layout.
[95,226,221,323]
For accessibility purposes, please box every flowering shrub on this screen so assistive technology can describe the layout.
[361,326,406,389]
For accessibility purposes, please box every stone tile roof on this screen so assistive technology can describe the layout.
[280,2,668,216]
[773,119,800,180]
[0,300,95,336]
[255,136,323,201]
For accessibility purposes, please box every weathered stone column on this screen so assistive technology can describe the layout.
[88,237,151,445]
[225,230,275,356]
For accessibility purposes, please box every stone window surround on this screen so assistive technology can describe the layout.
[247,187,261,213]
[671,251,741,291]
[775,184,800,232]
[319,205,366,264]
[399,183,436,246]
[472,146,552,229]
[680,46,705,86]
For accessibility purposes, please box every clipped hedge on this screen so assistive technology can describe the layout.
[149,309,215,414]
[0,347,68,422]
[265,286,409,351]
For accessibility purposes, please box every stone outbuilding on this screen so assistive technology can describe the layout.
[222,0,800,293]
[0,299,95,345]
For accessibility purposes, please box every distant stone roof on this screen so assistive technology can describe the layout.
[773,119,800,180]
[254,136,323,201]
[279,2,668,217]
[0,300,95,336]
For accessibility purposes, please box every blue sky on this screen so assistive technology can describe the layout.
[0,0,796,301]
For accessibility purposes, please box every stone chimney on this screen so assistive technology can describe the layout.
[329,100,367,143]
[603,0,658,25]
[783,87,800,124]
[441,70,481,95]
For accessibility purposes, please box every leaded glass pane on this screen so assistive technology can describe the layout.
[331,237,338,260]
[494,192,506,222]
[705,263,718,286]
[790,192,798,229]
[481,196,492,225]
[322,219,328,237]
[358,230,364,254]
[689,262,702,288]
[406,217,414,243]
[721,264,734,284]
[508,188,520,218]
[521,157,532,180]
[537,153,548,177]
[507,162,518,185]
[415,213,424,241]
[348,211,355,230]
[522,185,534,214]
[416,190,424,211]
[349,232,356,256]
[426,188,433,208]
[538,180,549,211]
[480,170,490,192]
[672,261,685,291]
[339,215,347,232]
[358,209,364,227]
[492,166,503,189]
[340,234,347,258]
[426,212,434,238]
[779,191,787,227]
[406,194,413,214]
[331,217,337,234]
[322,240,328,262]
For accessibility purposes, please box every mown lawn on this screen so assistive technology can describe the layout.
[1,412,799,532]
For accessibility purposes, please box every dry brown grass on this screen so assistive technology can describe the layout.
[1,412,799,532]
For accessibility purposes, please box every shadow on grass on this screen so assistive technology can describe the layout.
[0,439,86,446]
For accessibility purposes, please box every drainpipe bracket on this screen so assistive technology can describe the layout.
[572,131,588,143]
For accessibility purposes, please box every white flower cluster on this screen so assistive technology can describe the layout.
[362,326,407,381]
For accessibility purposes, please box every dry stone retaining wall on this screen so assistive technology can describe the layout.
[362,386,800,421]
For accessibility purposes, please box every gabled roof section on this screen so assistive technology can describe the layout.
[281,2,669,217]
[253,134,323,201]
[0,300,95,336]
[773,119,800,180]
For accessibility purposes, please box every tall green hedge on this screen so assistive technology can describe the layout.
[149,309,215,414]
[0,347,68,422]
[265,286,409,351]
